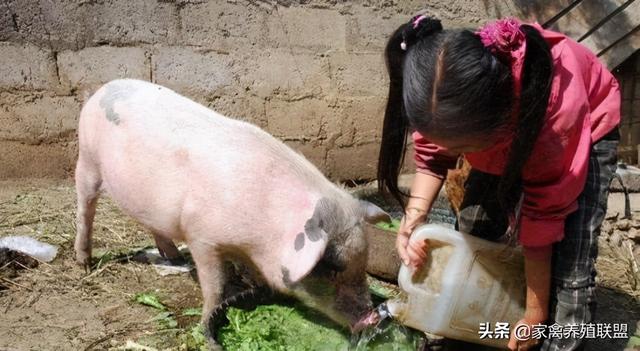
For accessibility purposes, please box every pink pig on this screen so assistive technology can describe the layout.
[74,79,389,346]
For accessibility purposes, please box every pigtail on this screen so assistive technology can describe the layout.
[497,25,553,235]
[377,16,443,208]
[377,25,410,207]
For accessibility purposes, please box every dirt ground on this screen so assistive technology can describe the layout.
[0,179,205,350]
[0,179,639,350]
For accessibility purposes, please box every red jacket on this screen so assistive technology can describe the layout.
[413,23,620,251]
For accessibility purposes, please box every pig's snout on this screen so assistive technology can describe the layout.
[351,309,382,333]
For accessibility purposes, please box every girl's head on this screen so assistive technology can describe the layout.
[378,15,553,223]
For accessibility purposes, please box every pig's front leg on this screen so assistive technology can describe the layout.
[188,240,225,349]
[74,155,102,271]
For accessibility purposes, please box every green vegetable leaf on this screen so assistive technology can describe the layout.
[146,311,177,329]
[375,218,401,232]
[181,307,203,317]
[134,292,166,310]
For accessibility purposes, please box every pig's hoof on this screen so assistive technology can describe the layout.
[75,254,92,273]
[203,322,224,351]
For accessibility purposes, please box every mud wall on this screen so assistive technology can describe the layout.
[0,0,513,180]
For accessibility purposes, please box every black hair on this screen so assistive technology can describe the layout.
[377,17,553,226]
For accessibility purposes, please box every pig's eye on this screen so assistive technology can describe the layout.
[322,257,347,273]
[312,258,346,279]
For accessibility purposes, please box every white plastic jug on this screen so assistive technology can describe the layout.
[386,224,526,348]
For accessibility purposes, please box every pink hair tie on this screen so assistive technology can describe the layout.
[412,15,427,29]
[476,18,527,109]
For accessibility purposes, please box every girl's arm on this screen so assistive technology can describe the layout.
[396,172,444,267]
[508,245,552,350]
[523,245,552,321]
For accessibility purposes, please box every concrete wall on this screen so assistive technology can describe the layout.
[0,0,511,180]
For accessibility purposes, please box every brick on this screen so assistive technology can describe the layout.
[0,4,18,41]
[611,166,640,193]
[180,1,266,49]
[0,140,76,179]
[3,0,179,50]
[348,0,495,24]
[265,98,340,139]
[0,92,80,144]
[340,97,386,146]
[329,52,388,96]
[240,50,331,99]
[327,142,380,180]
[207,96,267,129]
[153,47,234,97]
[3,0,89,50]
[265,7,346,52]
[283,140,328,173]
[58,46,149,91]
[0,43,56,91]
[89,0,180,46]
[346,8,405,53]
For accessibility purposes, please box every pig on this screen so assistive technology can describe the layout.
[74,79,389,347]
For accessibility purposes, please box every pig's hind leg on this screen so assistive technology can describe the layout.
[152,233,183,264]
[74,155,102,270]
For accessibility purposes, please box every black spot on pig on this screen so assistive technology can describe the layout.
[99,81,136,125]
[294,232,305,251]
[304,197,339,242]
[282,267,294,287]
[304,218,324,242]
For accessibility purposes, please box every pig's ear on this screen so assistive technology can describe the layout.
[280,227,328,285]
[360,200,391,224]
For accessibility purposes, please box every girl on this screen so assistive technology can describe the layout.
[377,15,620,351]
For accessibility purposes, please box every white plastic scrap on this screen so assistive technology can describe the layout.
[141,245,194,276]
[0,236,58,262]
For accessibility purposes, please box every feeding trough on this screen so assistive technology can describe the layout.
[350,178,456,282]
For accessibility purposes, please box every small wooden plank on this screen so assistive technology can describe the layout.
[580,0,640,55]
[505,0,578,24]
[597,29,640,69]
[547,0,627,40]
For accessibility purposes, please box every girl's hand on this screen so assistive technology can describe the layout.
[508,309,547,350]
[509,246,551,350]
[396,207,428,269]
[396,172,444,271]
